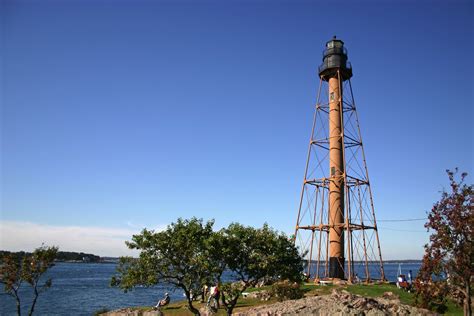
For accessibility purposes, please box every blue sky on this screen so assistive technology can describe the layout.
[1,0,473,258]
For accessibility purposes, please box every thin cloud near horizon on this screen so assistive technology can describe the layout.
[0,220,166,257]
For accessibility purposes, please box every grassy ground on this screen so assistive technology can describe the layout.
[106,283,463,315]
[341,283,463,316]
[342,283,415,305]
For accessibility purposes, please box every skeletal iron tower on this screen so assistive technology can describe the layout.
[294,37,385,282]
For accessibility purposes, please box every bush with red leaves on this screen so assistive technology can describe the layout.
[414,169,473,315]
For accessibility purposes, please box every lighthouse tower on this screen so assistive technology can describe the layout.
[294,37,385,282]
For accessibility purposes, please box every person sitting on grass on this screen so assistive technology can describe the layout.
[355,273,360,284]
[154,293,170,310]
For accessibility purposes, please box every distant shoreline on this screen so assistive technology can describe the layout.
[2,250,422,265]
[54,260,118,264]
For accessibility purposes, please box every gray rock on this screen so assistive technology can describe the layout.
[234,290,436,315]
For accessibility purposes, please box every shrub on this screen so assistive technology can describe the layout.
[414,280,448,313]
[93,307,109,316]
[270,280,304,301]
[414,170,473,315]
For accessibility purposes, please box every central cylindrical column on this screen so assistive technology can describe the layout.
[328,76,345,279]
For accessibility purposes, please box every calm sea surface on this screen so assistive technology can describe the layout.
[0,262,420,316]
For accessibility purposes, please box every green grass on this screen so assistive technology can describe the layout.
[245,282,331,296]
[444,300,463,316]
[343,283,414,305]
[301,282,334,296]
[342,283,463,316]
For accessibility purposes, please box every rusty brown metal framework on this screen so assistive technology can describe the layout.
[294,69,385,282]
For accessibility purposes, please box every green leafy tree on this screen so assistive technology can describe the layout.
[0,245,58,316]
[216,223,304,316]
[112,219,304,316]
[111,218,216,315]
[415,169,473,315]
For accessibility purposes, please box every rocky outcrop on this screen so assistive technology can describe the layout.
[234,289,435,315]
[103,289,435,316]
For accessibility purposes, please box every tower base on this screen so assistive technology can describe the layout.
[329,257,345,279]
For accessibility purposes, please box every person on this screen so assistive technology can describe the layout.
[397,275,403,289]
[154,293,170,310]
[302,272,309,282]
[201,284,209,303]
[207,284,220,309]
[354,273,360,284]
[213,285,220,308]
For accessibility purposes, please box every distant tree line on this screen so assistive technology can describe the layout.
[54,251,100,262]
[0,251,100,263]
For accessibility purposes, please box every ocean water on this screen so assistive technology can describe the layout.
[305,261,420,282]
[0,262,420,316]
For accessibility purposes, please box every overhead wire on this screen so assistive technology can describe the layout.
[377,218,427,222]
[377,217,428,233]
[378,226,427,233]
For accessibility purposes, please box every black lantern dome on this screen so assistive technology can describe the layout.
[318,36,353,81]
